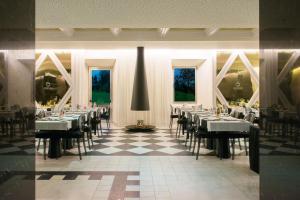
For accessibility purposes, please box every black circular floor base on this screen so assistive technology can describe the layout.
[125,125,156,132]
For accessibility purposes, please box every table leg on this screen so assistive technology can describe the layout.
[217,138,230,159]
[206,138,214,150]
[48,138,62,158]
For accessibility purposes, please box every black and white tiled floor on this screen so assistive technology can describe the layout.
[1,128,299,157]
[0,127,260,200]
[0,135,35,155]
[35,128,249,157]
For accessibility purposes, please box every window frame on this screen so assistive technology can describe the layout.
[172,66,197,103]
[89,67,112,105]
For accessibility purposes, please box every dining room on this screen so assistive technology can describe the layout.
[1,0,300,200]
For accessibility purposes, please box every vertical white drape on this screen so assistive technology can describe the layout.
[71,50,89,108]
[71,49,214,128]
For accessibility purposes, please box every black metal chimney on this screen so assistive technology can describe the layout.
[131,47,150,111]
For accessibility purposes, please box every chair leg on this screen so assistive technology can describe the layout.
[231,138,235,160]
[244,137,248,156]
[77,138,82,160]
[176,124,180,138]
[189,132,193,151]
[169,118,173,129]
[238,138,242,150]
[90,131,94,146]
[37,138,41,151]
[63,139,66,154]
[196,137,201,160]
[185,130,189,147]
[82,137,87,155]
[96,124,100,137]
[86,132,91,149]
[99,120,103,135]
[192,135,197,155]
[43,139,46,160]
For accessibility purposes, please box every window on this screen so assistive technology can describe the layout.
[174,68,196,101]
[91,69,111,104]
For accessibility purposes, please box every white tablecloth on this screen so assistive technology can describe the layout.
[36,116,80,131]
[207,120,250,132]
[35,120,72,131]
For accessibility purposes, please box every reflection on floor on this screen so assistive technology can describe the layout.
[0,135,35,155]
[34,126,258,200]
[260,134,300,155]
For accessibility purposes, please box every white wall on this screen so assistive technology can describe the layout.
[7,50,34,107]
[69,49,215,127]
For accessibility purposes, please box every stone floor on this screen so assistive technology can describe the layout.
[34,125,259,200]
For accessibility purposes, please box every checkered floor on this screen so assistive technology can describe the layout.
[35,128,249,157]
[0,135,35,155]
[260,134,300,155]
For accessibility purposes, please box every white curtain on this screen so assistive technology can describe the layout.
[71,49,214,128]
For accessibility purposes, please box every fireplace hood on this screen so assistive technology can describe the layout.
[131,47,150,111]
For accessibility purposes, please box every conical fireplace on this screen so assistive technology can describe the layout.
[131,46,150,111]
[126,47,154,132]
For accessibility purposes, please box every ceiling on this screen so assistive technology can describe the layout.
[36,0,258,28]
[35,0,259,49]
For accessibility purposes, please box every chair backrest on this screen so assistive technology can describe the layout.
[96,108,102,121]
[79,114,86,131]
[234,110,240,118]
[177,108,182,118]
[230,109,235,117]
[87,111,92,127]
[186,112,193,128]
[244,112,256,123]
[170,105,174,115]
[245,107,252,115]
[194,115,201,131]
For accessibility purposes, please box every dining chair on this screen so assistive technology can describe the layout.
[101,106,111,129]
[169,105,178,129]
[91,109,103,136]
[188,113,201,151]
[35,131,51,160]
[176,109,187,138]
[194,120,216,160]
[83,112,94,149]
[64,122,87,160]
[185,112,196,147]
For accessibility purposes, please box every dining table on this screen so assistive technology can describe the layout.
[171,105,252,159]
[184,110,251,159]
[199,114,250,158]
[35,115,82,158]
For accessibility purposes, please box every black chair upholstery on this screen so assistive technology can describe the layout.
[35,130,51,160]
[101,106,111,129]
[62,127,87,160]
[185,112,196,147]
[176,109,187,138]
